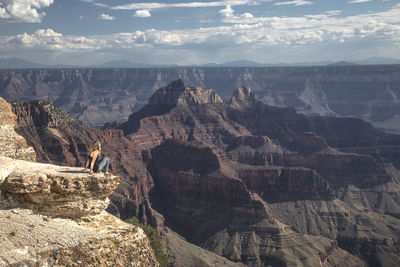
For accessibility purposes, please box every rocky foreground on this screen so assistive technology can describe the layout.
[0,97,158,266]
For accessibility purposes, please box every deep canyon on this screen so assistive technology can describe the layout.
[1,66,400,266]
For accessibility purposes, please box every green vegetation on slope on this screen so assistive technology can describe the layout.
[125,217,168,266]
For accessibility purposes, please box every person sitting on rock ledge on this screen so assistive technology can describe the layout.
[83,140,111,175]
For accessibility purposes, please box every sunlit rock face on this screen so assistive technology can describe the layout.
[0,208,158,267]
[0,156,120,218]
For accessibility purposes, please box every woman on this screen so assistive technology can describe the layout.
[83,140,110,175]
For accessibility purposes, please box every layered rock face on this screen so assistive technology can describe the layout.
[12,99,96,166]
[0,156,158,267]
[149,140,365,266]
[148,79,223,106]
[0,97,35,161]
[134,81,400,266]
[1,65,400,132]
[0,98,158,266]
[121,80,250,149]
[8,79,400,266]
[0,156,120,218]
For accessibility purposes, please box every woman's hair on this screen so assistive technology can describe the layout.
[89,140,101,154]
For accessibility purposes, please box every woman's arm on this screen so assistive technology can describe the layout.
[83,158,89,170]
[89,150,99,174]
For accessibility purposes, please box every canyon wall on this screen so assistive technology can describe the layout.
[1,65,400,132]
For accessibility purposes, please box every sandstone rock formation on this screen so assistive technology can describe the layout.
[0,209,157,266]
[0,156,158,266]
[148,79,223,106]
[0,156,120,218]
[0,98,158,266]
[12,99,96,166]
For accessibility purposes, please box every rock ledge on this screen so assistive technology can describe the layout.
[0,156,119,218]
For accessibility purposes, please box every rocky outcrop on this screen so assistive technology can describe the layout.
[0,159,158,266]
[148,79,222,106]
[0,209,158,266]
[121,81,251,148]
[0,97,35,161]
[229,86,256,110]
[0,98,159,266]
[0,156,119,218]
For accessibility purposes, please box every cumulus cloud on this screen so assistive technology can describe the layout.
[274,0,312,6]
[0,0,54,23]
[1,4,399,57]
[34,28,63,37]
[98,13,115,20]
[219,5,254,20]
[134,10,151,18]
[0,28,104,51]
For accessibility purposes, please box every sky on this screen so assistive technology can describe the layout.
[0,0,399,65]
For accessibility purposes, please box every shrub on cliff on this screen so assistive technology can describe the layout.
[126,217,168,266]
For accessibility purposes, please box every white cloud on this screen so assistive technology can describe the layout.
[219,5,235,18]
[219,5,254,20]
[94,3,109,8]
[98,13,115,20]
[0,0,54,23]
[1,5,399,60]
[274,0,312,6]
[324,10,342,16]
[134,10,151,18]
[112,0,252,10]
[34,28,62,37]
[349,0,372,3]
[1,28,103,51]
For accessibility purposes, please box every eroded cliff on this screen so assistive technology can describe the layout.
[0,97,158,266]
